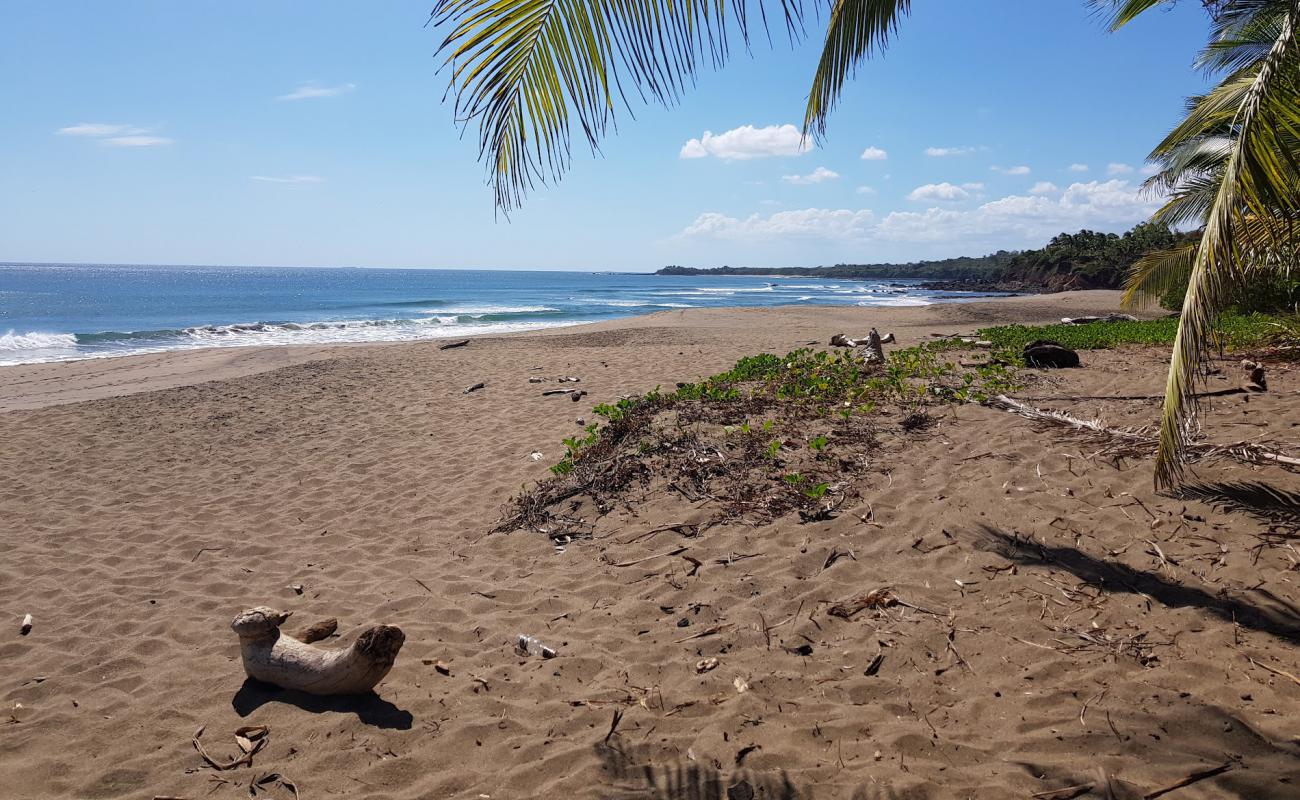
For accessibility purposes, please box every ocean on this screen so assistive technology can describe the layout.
[0,263,1006,366]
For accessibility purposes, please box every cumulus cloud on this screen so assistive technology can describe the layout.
[856,185,877,195]
[277,82,357,101]
[1140,164,1160,176]
[1068,163,1090,172]
[1029,181,1059,195]
[781,166,839,185]
[251,175,325,184]
[1107,162,1134,176]
[907,182,972,202]
[860,146,888,161]
[680,180,1161,247]
[679,124,808,160]
[56,123,172,147]
[992,165,1031,175]
[680,208,876,240]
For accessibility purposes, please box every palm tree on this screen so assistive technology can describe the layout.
[432,0,1300,486]
[1114,0,1300,486]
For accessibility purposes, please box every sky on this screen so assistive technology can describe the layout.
[0,1,1215,271]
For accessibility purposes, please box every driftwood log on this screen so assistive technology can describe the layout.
[231,607,404,695]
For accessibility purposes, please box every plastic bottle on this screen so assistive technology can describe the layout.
[516,633,557,658]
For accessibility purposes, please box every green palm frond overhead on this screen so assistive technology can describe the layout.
[433,0,914,211]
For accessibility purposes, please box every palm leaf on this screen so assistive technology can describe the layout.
[433,0,809,212]
[802,0,912,139]
[1121,241,1198,309]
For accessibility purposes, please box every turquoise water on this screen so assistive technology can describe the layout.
[0,263,1005,366]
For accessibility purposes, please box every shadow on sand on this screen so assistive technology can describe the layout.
[231,677,413,730]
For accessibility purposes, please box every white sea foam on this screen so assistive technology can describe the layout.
[859,297,933,307]
[419,304,559,315]
[0,330,78,351]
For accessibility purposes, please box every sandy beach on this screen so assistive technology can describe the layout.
[3,290,1299,799]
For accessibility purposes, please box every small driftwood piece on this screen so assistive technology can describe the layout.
[296,617,338,644]
[231,607,404,696]
[1242,360,1267,392]
[438,339,470,350]
[828,589,896,619]
[464,382,485,394]
[541,389,570,396]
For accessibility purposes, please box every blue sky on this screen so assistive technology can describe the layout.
[0,1,1213,270]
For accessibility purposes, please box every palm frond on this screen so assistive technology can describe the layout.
[802,0,912,139]
[1155,0,1300,487]
[433,0,813,212]
[1121,242,1198,309]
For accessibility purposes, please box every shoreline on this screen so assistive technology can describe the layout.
[0,290,1137,412]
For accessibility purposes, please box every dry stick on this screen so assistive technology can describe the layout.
[604,546,687,568]
[987,395,1300,468]
[1142,762,1234,800]
[1013,387,1255,402]
[1247,656,1300,687]
[1030,785,1093,800]
[673,623,733,644]
[438,339,469,350]
[191,547,225,563]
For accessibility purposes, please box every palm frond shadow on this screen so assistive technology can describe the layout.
[967,524,1300,643]
[594,743,933,800]
[1178,480,1300,533]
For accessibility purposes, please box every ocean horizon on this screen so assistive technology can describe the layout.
[0,262,1009,366]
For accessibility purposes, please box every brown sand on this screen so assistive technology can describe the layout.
[2,290,1298,799]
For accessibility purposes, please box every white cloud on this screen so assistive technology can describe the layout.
[781,166,839,185]
[1068,163,1090,173]
[878,180,1161,243]
[679,124,808,160]
[57,123,172,146]
[104,135,173,147]
[57,123,145,137]
[251,175,325,184]
[856,185,877,195]
[992,165,1031,175]
[277,82,357,101]
[925,146,975,157]
[1140,164,1160,176]
[860,146,888,161]
[961,182,985,191]
[1029,181,1059,195]
[680,208,876,240]
[680,180,1161,247]
[1107,162,1134,176]
[907,182,971,202]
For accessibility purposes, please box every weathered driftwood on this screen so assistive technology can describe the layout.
[438,339,470,350]
[231,607,404,696]
[296,617,338,644]
[830,329,891,362]
[464,382,485,394]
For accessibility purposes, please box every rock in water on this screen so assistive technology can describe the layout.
[1023,340,1080,369]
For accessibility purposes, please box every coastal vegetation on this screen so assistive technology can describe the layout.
[506,311,1295,541]
[658,222,1192,292]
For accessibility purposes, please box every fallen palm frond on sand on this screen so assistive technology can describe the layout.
[986,394,1300,471]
